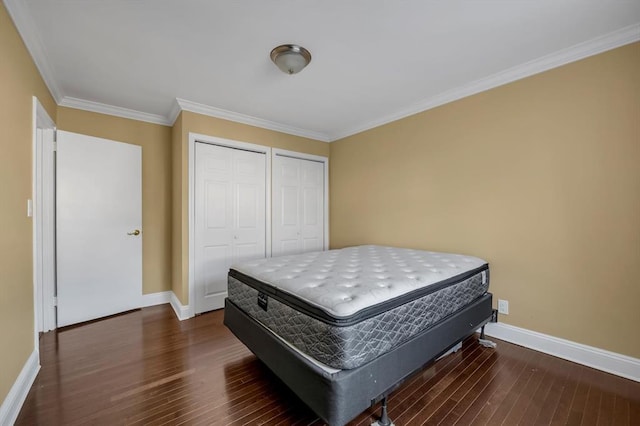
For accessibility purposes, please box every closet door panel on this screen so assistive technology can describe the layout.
[300,160,325,253]
[195,143,266,314]
[273,154,325,256]
[273,155,301,256]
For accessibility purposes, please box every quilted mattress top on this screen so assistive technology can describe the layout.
[231,245,488,319]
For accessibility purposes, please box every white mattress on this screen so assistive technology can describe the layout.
[232,245,487,318]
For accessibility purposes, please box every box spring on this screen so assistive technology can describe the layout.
[224,293,494,425]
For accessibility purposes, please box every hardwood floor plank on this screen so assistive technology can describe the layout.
[628,387,640,426]
[518,353,565,425]
[394,345,497,424]
[500,350,552,425]
[352,339,484,426]
[611,395,630,426]
[566,370,590,426]
[382,344,488,424]
[597,391,615,426]
[548,359,584,426]
[15,304,640,426]
[417,344,517,424]
[582,369,604,426]
[442,344,517,425]
[463,341,536,425]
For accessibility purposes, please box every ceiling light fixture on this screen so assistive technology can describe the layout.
[270,44,312,75]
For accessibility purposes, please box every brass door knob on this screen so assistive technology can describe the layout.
[127,229,141,236]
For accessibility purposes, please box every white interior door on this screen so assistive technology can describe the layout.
[195,142,266,314]
[273,155,325,256]
[56,131,142,327]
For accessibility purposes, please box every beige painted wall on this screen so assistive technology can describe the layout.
[171,111,330,304]
[57,107,173,295]
[0,3,57,404]
[330,42,640,358]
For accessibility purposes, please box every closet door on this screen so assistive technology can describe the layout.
[194,142,266,314]
[273,154,325,257]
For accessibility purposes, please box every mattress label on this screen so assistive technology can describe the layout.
[257,292,269,311]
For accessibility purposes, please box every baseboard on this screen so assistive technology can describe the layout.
[140,291,192,321]
[484,322,640,382]
[0,350,40,426]
[140,291,172,308]
[170,292,192,321]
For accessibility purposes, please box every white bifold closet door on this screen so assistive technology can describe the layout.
[194,142,267,314]
[272,155,325,256]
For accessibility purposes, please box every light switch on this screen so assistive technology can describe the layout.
[27,199,33,217]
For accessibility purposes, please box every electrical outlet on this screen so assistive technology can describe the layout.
[498,299,509,315]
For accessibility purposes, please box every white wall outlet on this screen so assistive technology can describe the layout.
[498,299,509,315]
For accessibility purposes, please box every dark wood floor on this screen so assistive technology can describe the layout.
[16,305,640,426]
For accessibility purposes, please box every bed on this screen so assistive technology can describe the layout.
[224,245,496,425]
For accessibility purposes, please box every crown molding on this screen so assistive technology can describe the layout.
[59,97,172,126]
[327,23,640,142]
[5,0,637,143]
[3,0,63,103]
[167,99,183,125]
[176,98,331,142]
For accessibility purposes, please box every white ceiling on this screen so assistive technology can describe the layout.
[7,0,640,141]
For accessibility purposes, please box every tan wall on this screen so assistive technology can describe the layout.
[171,111,330,304]
[330,42,640,358]
[0,3,57,403]
[57,107,173,295]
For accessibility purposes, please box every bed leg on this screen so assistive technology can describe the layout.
[371,397,395,426]
[478,325,497,348]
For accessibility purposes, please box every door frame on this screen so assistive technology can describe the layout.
[272,148,329,252]
[32,96,56,339]
[188,132,272,316]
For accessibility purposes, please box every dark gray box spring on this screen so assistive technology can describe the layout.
[224,293,494,425]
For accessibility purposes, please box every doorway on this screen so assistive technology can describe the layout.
[32,97,56,335]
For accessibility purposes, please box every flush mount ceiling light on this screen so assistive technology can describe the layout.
[270,44,312,75]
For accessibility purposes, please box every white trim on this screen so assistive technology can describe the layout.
[41,127,56,333]
[32,97,56,338]
[167,99,182,126]
[32,98,39,343]
[188,133,272,315]
[0,350,40,426]
[177,98,330,142]
[140,291,172,308]
[484,322,640,383]
[327,24,640,141]
[59,97,172,126]
[4,4,637,144]
[140,291,190,320]
[170,291,191,321]
[271,148,330,252]
[4,0,63,102]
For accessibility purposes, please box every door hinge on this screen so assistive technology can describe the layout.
[53,141,57,151]
[53,296,58,307]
